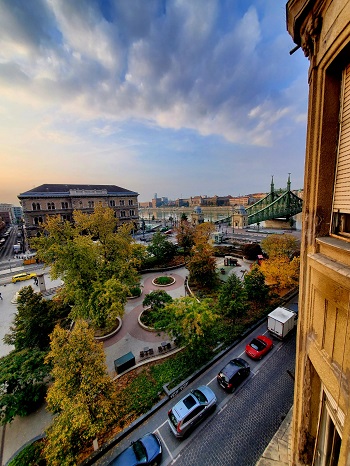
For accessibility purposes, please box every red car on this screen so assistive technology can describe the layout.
[245,335,273,360]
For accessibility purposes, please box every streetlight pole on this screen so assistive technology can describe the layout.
[8,259,12,272]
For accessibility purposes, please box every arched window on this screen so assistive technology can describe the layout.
[47,202,55,210]
[32,202,40,211]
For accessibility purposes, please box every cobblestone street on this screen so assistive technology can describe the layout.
[171,334,295,466]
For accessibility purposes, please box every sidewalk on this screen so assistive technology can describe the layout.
[0,265,189,465]
[0,259,289,465]
[255,407,293,466]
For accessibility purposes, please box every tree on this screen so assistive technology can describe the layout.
[0,348,50,424]
[160,297,218,351]
[218,273,248,321]
[244,265,269,302]
[175,220,195,257]
[4,286,70,351]
[142,290,173,310]
[44,320,120,466]
[31,205,141,328]
[260,256,300,291]
[147,231,177,264]
[260,234,299,259]
[242,243,263,261]
[187,241,217,288]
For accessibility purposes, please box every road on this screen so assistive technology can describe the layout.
[95,322,295,466]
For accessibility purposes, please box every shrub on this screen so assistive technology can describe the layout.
[8,440,46,466]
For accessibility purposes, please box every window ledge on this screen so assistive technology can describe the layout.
[313,236,350,271]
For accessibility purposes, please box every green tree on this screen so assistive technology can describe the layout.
[218,273,248,321]
[31,205,141,328]
[160,297,218,351]
[44,320,120,466]
[0,348,50,424]
[147,231,177,264]
[142,290,173,310]
[260,233,299,259]
[244,265,269,302]
[4,286,70,351]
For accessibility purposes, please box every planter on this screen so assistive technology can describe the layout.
[151,276,176,287]
[94,317,122,341]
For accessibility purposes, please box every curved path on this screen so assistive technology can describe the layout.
[103,269,188,376]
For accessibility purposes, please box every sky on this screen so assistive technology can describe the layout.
[0,0,309,205]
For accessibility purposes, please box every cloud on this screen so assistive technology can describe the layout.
[0,0,306,147]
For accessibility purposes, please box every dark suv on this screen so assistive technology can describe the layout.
[217,357,250,392]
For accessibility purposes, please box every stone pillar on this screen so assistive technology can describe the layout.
[37,273,46,292]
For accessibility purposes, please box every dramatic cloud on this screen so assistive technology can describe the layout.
[0,0,309,203]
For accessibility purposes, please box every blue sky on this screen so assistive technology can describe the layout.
[0,0,309,204]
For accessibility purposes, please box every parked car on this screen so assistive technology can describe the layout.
[168,385,217,438]
[107,433,162,466]
[11,272,37,283]
[245,335,273,360]
[217,358,250,392]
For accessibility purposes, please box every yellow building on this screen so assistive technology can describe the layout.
[287,1,350,464]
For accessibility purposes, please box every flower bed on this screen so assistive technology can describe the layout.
[151,276,175,287]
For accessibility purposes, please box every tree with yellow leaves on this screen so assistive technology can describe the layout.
[260,256,300,291]
[260,233,299,259]
[44,320,120,466]
[31,205,144,328]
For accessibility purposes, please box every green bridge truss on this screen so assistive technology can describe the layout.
[246,175,303,225]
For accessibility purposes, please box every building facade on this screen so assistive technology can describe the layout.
[287,1,350,465]
[18,184,139,238]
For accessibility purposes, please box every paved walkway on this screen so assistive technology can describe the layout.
[0,258,252,465]
[255,407,293,466]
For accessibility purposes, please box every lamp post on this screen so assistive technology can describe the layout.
[8,259,12,272]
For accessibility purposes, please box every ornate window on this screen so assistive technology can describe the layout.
[120,210,126,217]
[47,202,55,210]
[32,202,40,211]
[128,199,133,206]
[33,216,43,225]
[109,200,116,207]
[61,202,69,209]
[88,201,94,208]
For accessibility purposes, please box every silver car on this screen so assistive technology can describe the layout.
[167,385,217,438]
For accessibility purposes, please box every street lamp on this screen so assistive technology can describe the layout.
[8,259,12,272]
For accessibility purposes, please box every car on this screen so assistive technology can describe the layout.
[217,357,250,392]
[11,272,37,283]
[245,335,274,360]
[168,385,217,438]
[108,432,162,466]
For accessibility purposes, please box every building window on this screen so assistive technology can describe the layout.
[332,63,350,237]
[32,203,40,211]
[128,199,133,206]
[61,214,71,221]
[61,202,69,209]
[120,200,125,206]
[88,201,94,208]
[130,209,135,216]
[109,200,116,207]
[314,393,342,466]
[47,202,55,210]
[120,211,126,218]
[33,216,43,225]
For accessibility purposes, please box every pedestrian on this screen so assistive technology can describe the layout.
[0,293,3,300]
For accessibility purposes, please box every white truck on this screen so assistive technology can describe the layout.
[267,306,297,339]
